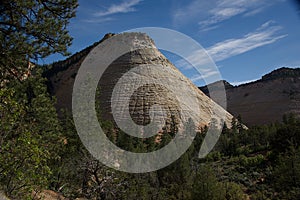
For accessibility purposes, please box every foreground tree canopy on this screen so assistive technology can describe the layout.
[0,0,77,198]
[0,0,78,81]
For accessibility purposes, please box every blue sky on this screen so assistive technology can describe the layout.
[44,0,300,86]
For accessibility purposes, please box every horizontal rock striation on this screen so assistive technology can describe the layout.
[46,32,234,130]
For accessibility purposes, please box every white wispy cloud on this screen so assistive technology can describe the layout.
[243,6,266,17]
[190,71,219,82]
[173,0,283,31]
[199,0,270,30]
[175,21,287,80]
[207,21,287,62]
[94,0,142,17]
[173,1,216,27]
[82,17,114,23]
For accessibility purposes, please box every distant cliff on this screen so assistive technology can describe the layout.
[262,67,300,81]
[199,67,300,126]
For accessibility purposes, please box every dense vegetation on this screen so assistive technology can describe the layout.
[1,1,300,199]
[0,0,78,81]
[1,68,300,199]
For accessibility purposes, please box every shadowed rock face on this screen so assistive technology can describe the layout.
[200,68,300,126]
[46,32,234,129]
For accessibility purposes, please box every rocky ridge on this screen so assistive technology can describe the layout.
[45,32,234,130]
[199,67,300,126]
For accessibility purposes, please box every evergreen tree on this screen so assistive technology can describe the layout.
[192,165,225,200]
[222,182,246,200]
[0,0,78,81]
[0,71,65,198]
[273,146,300,191]
[271,114,300,154]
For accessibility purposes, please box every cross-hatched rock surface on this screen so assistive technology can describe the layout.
[46,32,234,130]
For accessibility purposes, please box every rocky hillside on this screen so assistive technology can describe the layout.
[44,32,234,129]
[200,67,300,126]
[43,33,115,110]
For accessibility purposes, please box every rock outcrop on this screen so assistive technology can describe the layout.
[45,33,234,130]
[200,67,300,126]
